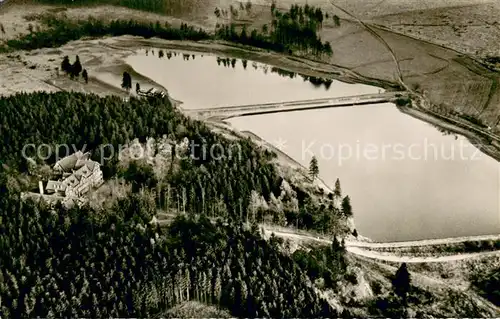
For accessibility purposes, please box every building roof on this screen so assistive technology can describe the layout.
[75,158,95,170]
[54,151,91,173]
[21,150,103,207]
[50,159,101,193]
[72,161,97,179]
[46,180,67,192]
[82,161,97,171]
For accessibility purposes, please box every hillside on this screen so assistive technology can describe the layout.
[1,0,499,148]
[368,1,500,59]
[0,90,497,317]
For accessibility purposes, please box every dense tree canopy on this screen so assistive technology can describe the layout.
[292,236,347,290]
[0,92,351,235]
[0,193,337,317]
[215,4,333,57]
[2,15,209,52]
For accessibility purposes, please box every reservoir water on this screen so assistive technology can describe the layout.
[127,49,500,242]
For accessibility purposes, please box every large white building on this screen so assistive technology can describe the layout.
[22,151,104,208]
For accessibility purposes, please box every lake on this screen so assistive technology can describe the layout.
[127,49,500,242]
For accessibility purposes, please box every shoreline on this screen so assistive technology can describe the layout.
[203,119,334,194]
[2,36,499,243]
[115,36,401,91]
[204,119,360,240]
[109,36,500,163]
[397,103,500,163]
[2,34,499,164]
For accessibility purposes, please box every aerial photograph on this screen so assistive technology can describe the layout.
[0,0,499,317]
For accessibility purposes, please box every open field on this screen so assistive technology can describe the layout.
[2,0,498,60]
[2,0,498,132]
[369,1,500,59]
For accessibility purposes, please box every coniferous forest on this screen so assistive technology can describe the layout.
[2,16,209,52]
[215,4,333,57]
[0,92,351,233]
[0,91,352,317]
[1,3,334,59]
[0,194,339,317]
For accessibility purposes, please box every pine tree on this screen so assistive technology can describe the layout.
[309,156,319,180]
[72,55,82,78]
[392,263,411,305]
[262,24,268,34]
[248,190,260,224]
[273,209,286,226]
[341,195,352,217]
[61,56,71,74]
[122,72,132,91]
[240,26,248,41]
[333,15,340,27]
[334,178,341,197]
[82,69,88,84]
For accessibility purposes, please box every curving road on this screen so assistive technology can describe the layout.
[154,215,500,263]
[262,227,500,263]
[346,234,500,249]
[346,246,500,263]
